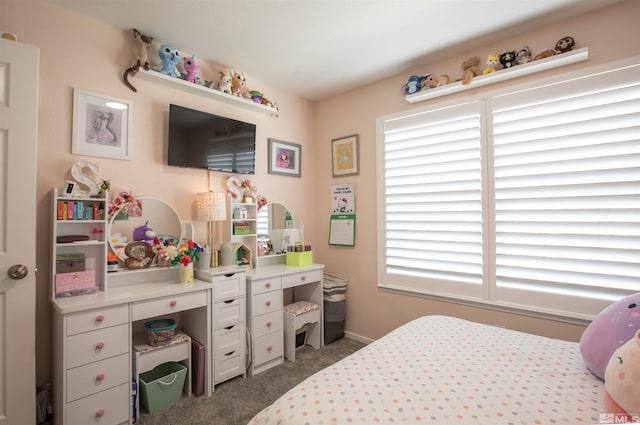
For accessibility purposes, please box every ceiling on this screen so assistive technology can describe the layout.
[49,0,619,101]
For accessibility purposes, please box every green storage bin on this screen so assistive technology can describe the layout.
[139,362,187,413]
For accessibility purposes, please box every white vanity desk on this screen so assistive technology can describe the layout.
[51,265,246,425]
[243,263,325,376]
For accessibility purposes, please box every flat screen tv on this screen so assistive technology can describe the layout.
[168,104,256,174]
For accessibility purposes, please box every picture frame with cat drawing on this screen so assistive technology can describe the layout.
[332,134,359,177]
[72,88,132,160]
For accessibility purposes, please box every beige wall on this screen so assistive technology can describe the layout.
[3,0,316,386]
[3,0,639,391]
[313,0,640,343]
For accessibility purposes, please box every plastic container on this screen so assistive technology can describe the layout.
[144,318,177,347]
[139,362,187,413]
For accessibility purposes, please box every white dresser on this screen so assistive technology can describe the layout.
[245,264,324,376]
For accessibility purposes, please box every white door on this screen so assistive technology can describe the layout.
[0,39,39,425]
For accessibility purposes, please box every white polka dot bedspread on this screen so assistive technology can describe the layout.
[248,315,604,425]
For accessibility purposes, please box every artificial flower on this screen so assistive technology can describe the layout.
[171,240,203,266]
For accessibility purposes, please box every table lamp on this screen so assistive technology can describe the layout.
[196,191,227,249]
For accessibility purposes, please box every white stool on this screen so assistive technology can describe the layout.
[283,301,321,362]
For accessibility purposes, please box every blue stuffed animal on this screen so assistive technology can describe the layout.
[156,44,181,77]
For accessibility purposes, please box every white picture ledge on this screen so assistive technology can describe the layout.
[405,47,589,103]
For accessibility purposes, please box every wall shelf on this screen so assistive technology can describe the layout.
[405,47,589,103]
[136,69,279,116]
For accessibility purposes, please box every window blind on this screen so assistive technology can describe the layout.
[379,102,486,298]
[492,65,640,314]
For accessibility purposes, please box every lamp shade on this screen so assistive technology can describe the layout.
[196,192,227,221]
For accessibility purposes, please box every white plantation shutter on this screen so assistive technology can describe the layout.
[492,64,640,316]
[377,58,640,319]
[378,101,487,298]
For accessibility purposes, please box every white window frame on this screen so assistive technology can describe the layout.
[376,56,640,322]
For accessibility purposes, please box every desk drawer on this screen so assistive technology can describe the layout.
[214,272,245,300]
[66,305,129,336]
[66,382,129,425]
[66,324,129,369]
[251,291,282,317]
[254,331,283,366]
[132,291,207,321]
[214,323,244,355]
[66,353,129,402]
[214,350,244,384]
[282,269,323,288]
[252,310,283,338]
[213,297,245,329]
[251,276,282,295]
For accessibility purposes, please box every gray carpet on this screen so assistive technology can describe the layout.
[137,337,366,425]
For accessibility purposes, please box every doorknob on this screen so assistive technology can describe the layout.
[7,264,28,280]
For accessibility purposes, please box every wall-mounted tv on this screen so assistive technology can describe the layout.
[168,104,256,174]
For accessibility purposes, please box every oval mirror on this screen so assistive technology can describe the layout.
[108,197,183,262]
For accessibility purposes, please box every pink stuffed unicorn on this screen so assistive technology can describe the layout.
[182,55,200,84]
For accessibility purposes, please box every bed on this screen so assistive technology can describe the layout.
[248,315,604,425]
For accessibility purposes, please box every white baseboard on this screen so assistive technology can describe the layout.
[344,331,373,345]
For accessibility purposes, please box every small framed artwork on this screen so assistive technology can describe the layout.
[268,138,301,177]
[72,88,132,160]
[332,134,359,177]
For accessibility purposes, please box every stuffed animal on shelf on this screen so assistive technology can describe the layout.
[181,54,200,84]
[423,74,436,89]
[156,44,181,77]
[604,329,640,420]
[461,57,482,85]
[515,45,532,65]
[483,53,501,74]
[499,51,517,69]
[122,28,153,92]
[580,292,640,380]
[218,70,233,94]
[401,74,429,94]
[132,221,156,245]
[533,48,556,61]
[436,74,450,87]
[555,36,576,53]
[230,70,251,98]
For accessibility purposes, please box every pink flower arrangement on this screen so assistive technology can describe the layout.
[241,179,257,198]
[109,190,142,219]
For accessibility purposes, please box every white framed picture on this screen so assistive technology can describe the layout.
[72,88,132,160]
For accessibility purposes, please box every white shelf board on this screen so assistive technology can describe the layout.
[406,47,589,103]
[136,69,279,116]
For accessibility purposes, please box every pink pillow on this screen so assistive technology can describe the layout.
[580,293,640,380]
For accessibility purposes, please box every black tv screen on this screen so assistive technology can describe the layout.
[168,104,256,174]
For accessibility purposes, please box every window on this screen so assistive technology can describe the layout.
[377,58,640,320]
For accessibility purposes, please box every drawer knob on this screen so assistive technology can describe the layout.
[170,300,177,307]
[96,373,105,381]
[266,300,271,306]
[96,409,105,417]
[267,345,272,351]
[95,315,104,322]
[266,321,272,327]
[300,275,306,281]
[265,282,271,288]
[95,342,104,350]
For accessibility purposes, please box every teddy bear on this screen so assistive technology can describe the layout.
[499,51,517,69]
[218,70,233,94]
[603,329,640,420]
[436,74,450,87]
[156,44,181,77]
[515,45,532,65]
[580,292,640,380]
[181,54,200,84]
[483,53,501,75]
[461,56,482,85]
[230,70,251,98]
[555,36,576,53]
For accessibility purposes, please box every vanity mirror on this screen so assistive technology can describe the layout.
[108,197,183,263]
[256,202,302,266]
